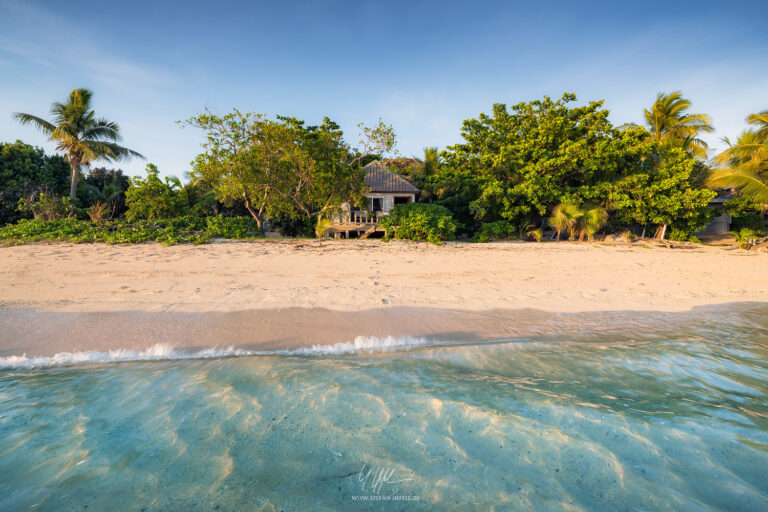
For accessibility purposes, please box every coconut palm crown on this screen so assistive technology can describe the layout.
[708,110,768,205]
[644,91,714,159]
[13,88,143,201]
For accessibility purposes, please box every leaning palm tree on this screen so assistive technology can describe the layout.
[13,89,143,201]
[708,110,768,205]
[644,91,714,159]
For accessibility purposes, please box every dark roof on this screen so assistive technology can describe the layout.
[709,190,737,204]
[363,161,420,193]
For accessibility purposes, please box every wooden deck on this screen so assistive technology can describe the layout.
[325,211,387,239]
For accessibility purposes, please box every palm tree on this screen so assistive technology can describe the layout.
[574,205,608,241]
[549,203,607,241]
[13,89,143,202]
[644,91,714,159]
[167,175,216,215]
[549,203,580,241]
[708,110,768,205]
[423,146,440,176]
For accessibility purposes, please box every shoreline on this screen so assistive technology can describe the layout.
[1,302,765,358]
[2,239,767,358]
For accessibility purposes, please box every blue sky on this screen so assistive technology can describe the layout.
[1,0,766,179]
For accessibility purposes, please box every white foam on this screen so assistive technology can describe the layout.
[0,336,434,370]
[278,335,430,356]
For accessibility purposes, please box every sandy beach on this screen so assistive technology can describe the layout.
[1,239,766,356]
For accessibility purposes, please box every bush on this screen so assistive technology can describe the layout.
[17,193,72,221]
[472,221,515,243]
[0,216,263,246]
[378,203,457,245]
[668,228,703,243]
[125,164,183,221]
[731,213,765,233]
[730,228,762,249]
[205,215,261,238]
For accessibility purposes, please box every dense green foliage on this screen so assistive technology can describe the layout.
[609,148,715,240]
[379,203,457,244]
[0,141,70,224]
[424,93,717,241]
[472,220,516,242]
[0,216,262,246]
[4,88,763,245]
[125,164,184,220]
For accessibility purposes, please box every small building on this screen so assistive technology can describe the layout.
[698,191,735,237]
[326,161,419,238]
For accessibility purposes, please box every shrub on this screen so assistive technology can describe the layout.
[472,221,515,243]
[731,213,765,233]
[378,203,457,245]
[668,228,703,242]
[87,201,110,223]
[729,228,762,249]
[205,215,261,238]
[0,216,263,246]
[125,164,183,220]
[17,193,72,221]
[526,227,543,243]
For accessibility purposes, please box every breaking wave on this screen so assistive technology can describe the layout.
[0,335,434,370]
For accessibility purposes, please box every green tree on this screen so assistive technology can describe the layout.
[643,91,714,159]
[182,110,395,232]
[125,164,183,220]
[0,140,70,224]
[13,88,143,202]
[437,93,647,229]
[610,147,715,240]
[708,110,768,205]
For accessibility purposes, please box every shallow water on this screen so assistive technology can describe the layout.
[1,307,768,511]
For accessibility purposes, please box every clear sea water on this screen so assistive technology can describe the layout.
[1,306,767,511]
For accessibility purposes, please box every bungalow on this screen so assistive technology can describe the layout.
[697,191,735,237]
[325,161,419,238]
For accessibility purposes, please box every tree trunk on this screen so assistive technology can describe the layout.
[68,159,80,202]
[243,197,264,232]
[655,223,667,240]
[640,226,646,239]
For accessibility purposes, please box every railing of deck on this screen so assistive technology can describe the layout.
[338,210,388,225]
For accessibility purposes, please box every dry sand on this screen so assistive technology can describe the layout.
[1,239,766,356]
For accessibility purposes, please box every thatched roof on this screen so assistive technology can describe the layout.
[363,161,420,193]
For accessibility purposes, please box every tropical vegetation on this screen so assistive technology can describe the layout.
[378,203,457,244]
[2,88,765,247]
[708,110,768,205]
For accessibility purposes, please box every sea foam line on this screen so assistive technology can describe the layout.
[0,335,432,370]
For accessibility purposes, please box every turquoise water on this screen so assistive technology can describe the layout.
[1,307,767,511]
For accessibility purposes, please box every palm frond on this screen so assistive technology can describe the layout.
[12,112,56,134]
[82,140,144,163]
[707,166,768,204]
